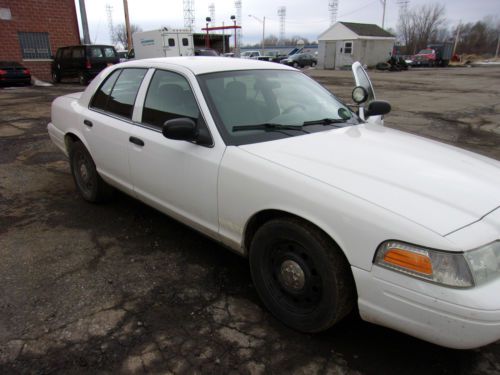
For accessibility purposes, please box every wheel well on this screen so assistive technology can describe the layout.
[64,133,81,153]
[244,210,345,258]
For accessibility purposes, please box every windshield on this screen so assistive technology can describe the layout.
[197,69,359,145]
[418,49,433,54]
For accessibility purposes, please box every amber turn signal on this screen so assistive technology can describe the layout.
[383,248,433,275]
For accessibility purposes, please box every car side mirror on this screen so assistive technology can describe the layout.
[162,118,212,146]
[365,100,391,117]
[163,118,197,141]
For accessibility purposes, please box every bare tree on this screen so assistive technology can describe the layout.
[453,16,500,56]
[112,23,142,50]
[398,3,446,54]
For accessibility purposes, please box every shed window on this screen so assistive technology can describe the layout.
[18,32,51,59]
[168,38,175,47]
[182,38,189,46]
[344,41,353,54]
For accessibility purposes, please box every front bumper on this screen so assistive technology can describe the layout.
[353,265,500,349]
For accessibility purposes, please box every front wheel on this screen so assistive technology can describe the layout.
[52,70,61,83]
[69,141,113,203]
[249,218,356,333]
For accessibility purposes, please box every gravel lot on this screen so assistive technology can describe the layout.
[1,66,500,374]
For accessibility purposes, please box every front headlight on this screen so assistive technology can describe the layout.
[374,240,500,288]
[464,241,500,285]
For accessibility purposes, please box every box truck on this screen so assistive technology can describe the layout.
[132,28,194,59]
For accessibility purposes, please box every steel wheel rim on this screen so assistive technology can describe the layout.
[266,240,323,313]
[75,151,94,194]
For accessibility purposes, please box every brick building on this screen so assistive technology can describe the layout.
[0,0,80,81]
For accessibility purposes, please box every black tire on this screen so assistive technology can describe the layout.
[69,141,113,203]
[52,70,61,83]
[78,71,88,85]
[249,217,356,333]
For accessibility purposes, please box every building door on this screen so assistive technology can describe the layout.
[336,40,354,69]
[324,41,336,69]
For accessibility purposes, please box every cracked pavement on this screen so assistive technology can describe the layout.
[1,67,500,374]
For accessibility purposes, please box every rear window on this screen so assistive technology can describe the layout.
[62,48,71,59]
[72,47,84,59]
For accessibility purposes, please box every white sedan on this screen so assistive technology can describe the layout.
[47,57,500,349]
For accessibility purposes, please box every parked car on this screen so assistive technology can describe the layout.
[194,48,218,56]
[280,53,317,68]
[240,50,261,59]
[51,45,119,85]
[117,51,129,62]
[47,57,500,349]
[0,61,31,86]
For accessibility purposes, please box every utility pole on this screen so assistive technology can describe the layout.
[452,22,461,56]
[380,0,386,29]
[496,33,500,59]
[78,0,91,44]
[262,16,266,53]
[123,0,133,50]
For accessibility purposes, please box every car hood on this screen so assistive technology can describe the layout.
[239,124,500,236]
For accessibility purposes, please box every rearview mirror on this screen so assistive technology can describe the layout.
[365,101,391,117]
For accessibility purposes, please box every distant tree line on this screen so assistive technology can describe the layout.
[397,3,500,56]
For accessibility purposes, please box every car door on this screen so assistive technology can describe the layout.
[83,67,148,195]
[128,68,225,237]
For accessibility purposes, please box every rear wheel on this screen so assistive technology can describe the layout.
[52,70,61,83]
[78,71,88,85]
[69,141,113,203]
[249,218,356,332]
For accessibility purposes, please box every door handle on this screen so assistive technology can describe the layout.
[83,119,93,127]
[129,136,144,147]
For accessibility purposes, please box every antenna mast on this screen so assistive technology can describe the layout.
[328,0,339,25]
[183,0,195,31]
[278,6,286,44]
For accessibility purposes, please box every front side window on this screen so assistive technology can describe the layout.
[168,38,175,47]
[103,47,116,57]
[198,69,359,146]
[90,68,147,119]
[90,47,104,58]
[142,70,200,128]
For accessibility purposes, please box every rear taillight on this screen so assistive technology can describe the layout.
[0,69,6,75]
[85,58,92,69]
[23,69,30,75]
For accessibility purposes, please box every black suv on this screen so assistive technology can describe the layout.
[52,45,119,85]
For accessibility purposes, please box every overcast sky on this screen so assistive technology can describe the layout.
[77,0,499,46]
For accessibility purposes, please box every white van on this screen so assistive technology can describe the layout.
[132,28,194,59]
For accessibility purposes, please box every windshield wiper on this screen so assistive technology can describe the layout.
[232,123,305,132]
[302,118,346,126]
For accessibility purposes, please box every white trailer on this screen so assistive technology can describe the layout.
[132,28,194,59]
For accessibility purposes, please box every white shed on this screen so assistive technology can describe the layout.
[317,22,395,69]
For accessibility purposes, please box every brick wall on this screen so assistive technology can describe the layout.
[0,0,80,81]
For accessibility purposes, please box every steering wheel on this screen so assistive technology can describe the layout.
[282,104,306,115]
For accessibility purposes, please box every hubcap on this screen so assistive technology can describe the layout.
[279,259,305,292]
[79,162,89,182]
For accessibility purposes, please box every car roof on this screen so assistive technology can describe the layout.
[119,56,296,75]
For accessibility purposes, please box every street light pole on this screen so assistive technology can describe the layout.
[248,15,266,54]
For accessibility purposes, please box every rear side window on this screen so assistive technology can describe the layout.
[102,68,147,119]
[168,38,175,47]
[103,47,116,57]
[90,47,103,58]
[182,38,189,46]
[90,69,121,111]
[142,70,199,128]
